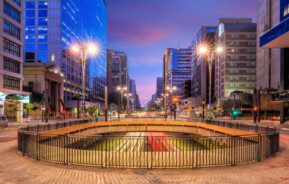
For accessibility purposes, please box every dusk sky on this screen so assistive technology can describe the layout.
[107,0,257,106]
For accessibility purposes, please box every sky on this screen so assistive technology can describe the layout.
[107,0,257,106]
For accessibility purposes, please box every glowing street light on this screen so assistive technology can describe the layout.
[117,85,128,112]
[196,42,225,119]
[69,41,101,118]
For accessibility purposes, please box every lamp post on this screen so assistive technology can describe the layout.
[70,41,100,118]
[196,43,224,119]
[124,92,132,113]
[116,85,127,112]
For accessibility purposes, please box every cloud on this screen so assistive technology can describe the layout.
[107,0,257,106]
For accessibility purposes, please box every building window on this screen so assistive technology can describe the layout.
[25,35,35,43]
[4,1,20,23]
[4,38,21,57]
[38,10,47,17]
[26,10,35,17]
[26,18,35,26]
[26,1,35,9]
[284,4,289,17]
[3,75,20,90]
[25,27,35,34]
[38,1,48,9]
[3,19,20,40]
[13,0,21,6]
[3,57,20,73]
[38,18,48,26]
[25,52,35,62]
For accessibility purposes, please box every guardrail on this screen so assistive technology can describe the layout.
[18,118,279,169]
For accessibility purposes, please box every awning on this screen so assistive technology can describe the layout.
[260,17,289,48]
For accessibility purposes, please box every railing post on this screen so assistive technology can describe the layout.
[231,136,236,166]
[257,134,262,161]
[64,135,68,165]
[36,133,40,161]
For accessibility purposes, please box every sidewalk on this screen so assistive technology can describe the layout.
[6,118,80,127]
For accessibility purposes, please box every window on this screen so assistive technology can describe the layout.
[38,35,47,42]
[38,52,48,62]
[38,44,47,50]
[3,57,20,73]
[38,10,47,17]
[4,1,20,23]
[38,27,47,34]
[25,44,35,51]
[25,52,35,61]
[26,1,35,9]
[26,10,35,17]
[4,38,21,56]
[3,75,20,90]
[25,35,35,43]
[25,27,35,34]
[3,20,21,40]
[13,0,21,6]
[38,1,48,9]
[38,18,48,26]
[26,18,35,26]
[284,4,289,17]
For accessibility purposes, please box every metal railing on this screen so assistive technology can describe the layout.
[18,119,279,169]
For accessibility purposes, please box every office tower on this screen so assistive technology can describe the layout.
[216,18,257,99]
[23,0,107,110]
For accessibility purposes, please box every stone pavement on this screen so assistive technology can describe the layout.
[0,128,289,184]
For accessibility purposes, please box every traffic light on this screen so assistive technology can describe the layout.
[231,108,241,117]
[253,106,258,112]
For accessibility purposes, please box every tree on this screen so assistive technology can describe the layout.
[221,99,243,115]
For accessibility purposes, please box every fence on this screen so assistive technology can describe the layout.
[18,119,279,169]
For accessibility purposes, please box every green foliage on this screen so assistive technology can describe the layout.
[222,99,243,115]
[87,106,98,116]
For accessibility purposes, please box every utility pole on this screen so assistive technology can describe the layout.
[202,98,205,120]
[105,86,108,122]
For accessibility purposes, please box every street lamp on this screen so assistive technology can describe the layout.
[196,43,225,119]
[70,41,100,118]
[116,85,128,111]
[124,92,132,113]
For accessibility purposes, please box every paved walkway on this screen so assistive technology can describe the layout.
[0,128,289,184]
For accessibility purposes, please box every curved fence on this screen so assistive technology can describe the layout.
[18,119,279,169]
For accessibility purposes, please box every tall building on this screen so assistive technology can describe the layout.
[163,48,192,96]
[191,26,217,105]
[129,79,140,111]
[156,77,163,98]
[258,0,289,122]
[216,18,257,99]
[107,49,129,93]
[0,0,29,121]
[257,0,281,90]
[23,0,107,111]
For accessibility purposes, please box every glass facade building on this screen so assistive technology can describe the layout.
[23,0,107,107]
